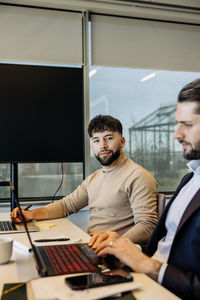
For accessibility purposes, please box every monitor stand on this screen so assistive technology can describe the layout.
[10,163,18,211]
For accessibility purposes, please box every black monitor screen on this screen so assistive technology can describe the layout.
[0,63,83,163]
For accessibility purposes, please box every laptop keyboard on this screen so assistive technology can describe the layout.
[45,244,98,274]
[0,221,17,231]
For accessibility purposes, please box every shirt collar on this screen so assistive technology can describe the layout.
[187,160,200,175]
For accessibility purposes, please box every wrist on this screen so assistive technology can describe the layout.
[33,207,49,220]
[146,259,162,281]
[29,209,36,220]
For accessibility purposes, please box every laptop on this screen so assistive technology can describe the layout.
[0,220,39,234]
[15,200,120,277]
[0,181,40,234]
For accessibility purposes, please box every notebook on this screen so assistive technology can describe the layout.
[15,199,120,277]
[0,220,39,234]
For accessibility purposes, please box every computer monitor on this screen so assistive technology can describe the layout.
[0,63,83,163]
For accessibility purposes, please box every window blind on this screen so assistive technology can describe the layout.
[0,5,82,65]
[91,14,200,71]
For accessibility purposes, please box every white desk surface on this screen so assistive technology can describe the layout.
[0,212,180,300]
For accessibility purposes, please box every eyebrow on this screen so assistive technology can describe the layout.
[91,136,98,141]
[175,119,193,124]
[91,133,114,140]
[176,120,193,124]
[104,134,114,137]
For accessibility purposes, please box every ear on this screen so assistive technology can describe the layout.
[121,136,125,148]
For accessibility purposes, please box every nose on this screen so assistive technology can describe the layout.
[174,124,184,140]
[100,139,108,150]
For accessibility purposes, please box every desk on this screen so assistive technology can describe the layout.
[0,213,180,300]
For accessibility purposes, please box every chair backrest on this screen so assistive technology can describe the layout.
[157,193,166,218]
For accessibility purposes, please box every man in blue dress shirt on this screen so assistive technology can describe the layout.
[92,78,200,299]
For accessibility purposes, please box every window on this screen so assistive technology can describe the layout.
[0,5,83,203]
[18,163,83,199]
[0,163,83,201]
[89,67,200,192]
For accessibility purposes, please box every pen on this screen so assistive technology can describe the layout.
[34,238,70,242]
[25,204,32,211]
[2,282,26,296]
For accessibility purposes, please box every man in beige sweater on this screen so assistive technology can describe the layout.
[11,115,158,243]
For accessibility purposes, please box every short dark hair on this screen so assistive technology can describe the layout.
[178,78,200,113]
[88,115,123,137]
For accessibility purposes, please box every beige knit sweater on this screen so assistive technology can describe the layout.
[46,152,158,243]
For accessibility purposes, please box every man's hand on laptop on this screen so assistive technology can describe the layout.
[89,230,120,250]
[95,236,162,281]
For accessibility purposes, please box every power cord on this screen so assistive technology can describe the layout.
[52,163,64,202]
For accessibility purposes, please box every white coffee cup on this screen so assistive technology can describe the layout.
[0,237,13,264]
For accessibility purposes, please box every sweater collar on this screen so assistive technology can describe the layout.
[102,151,127,173]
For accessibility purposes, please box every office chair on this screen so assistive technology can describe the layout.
[157,193,166,218]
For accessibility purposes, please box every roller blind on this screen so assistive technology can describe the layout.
[0,5,82,65]
[91,14,200,71]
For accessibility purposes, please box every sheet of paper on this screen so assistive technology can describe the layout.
[30,275,142,300]
[35,222,56,230]
[13,236,82,252]
[14,240,31,253]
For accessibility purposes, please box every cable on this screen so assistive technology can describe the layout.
[52,163,64,202]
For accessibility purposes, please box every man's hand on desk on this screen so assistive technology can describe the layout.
[10,206,48,223]
[89,230,120,250]
[95,236,162,281]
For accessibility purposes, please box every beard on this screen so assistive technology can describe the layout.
[179,140,200,160]
[95,149,121,166]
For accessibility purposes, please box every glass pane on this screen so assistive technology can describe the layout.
[18,163,83,198]
[0,162,83,200]
[0,164,10,200]
[89,67,200,192]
